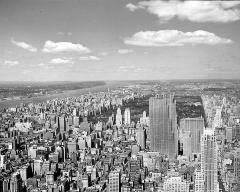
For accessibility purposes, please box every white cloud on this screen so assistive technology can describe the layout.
[36,63,55,69]
[4,60,20,66]
[57,32,72,36]
[129,1,240,23]
[79,56,100,61]
[98,52,109,56]
[118,49,134,54]
[42,40,90,53]
[119,65,135,69]
[125,30,232,47]
[11,38,37,52]
[126,3,139,12]
[119,65,135,72]
[37,63,46,67]
[49,58,73,64]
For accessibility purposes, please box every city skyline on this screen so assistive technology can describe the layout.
[0,0,240,81]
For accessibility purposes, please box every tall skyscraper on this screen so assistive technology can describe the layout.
[58,116,66,132]
[115,107,122,127]
[149,94,177,159]
[201,128,219,192]
[108,170,120,192]
[180,117,204,156]
[124,108,131,125]
[182,131,192,160]
[136,126,146,150]
[234,148,240,191]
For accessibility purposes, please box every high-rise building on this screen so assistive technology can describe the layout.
[78,137,86,150]
[19,166,28,181]
[180,117,204,155]
[212,107,222,129]
[0,155,6,168]
[140,111,149,126]
[124,108,131,125]
[10,173,22,192]
[46,171,54,185]
[58,116,66,132]
[68,138,77,155]
[234,148,240,191]
[194,165,204,192]
[116,108,122,128]
[201,128,219,192]
[182,131,192,160]
[163,176,189,192]
[225,126,233,142]
[136,126,146,150]
[108,170,120,192]
[73,116,80,127]
[149,94,177,159]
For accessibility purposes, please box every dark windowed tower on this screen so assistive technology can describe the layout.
[149,94,177,159]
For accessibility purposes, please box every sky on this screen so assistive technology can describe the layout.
[0,0,240,81]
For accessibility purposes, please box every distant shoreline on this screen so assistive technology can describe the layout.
[0,82,127,110]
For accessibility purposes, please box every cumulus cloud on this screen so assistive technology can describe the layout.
[42,40,90,53]
[79,56,100,61]
[125,30,232,47]
[126,3,139,12]
[11,38,37,52]
[128,1,240,23]
[118,49,134,54]
[4,60,20,66]
[49,58,73,64]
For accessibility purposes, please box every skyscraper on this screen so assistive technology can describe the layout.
[234,148,240,191]
[124,108,131,125]
[194,165,204,192]
[58,116,66,132]
[180,117,204,156]
[108,170,120,192]
[136,126,146,150]
[115,107,122,127]
[201,128,219,192]
[149,94,177,159]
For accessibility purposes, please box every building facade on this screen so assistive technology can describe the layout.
[180,117,204,157]
[108,171,120,192]
[124,108,131,125]
[201,128,219,192]
[149,94,177,159]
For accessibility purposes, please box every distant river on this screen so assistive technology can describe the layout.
[0,82,126,109]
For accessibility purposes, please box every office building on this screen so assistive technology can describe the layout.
[58,116,66,132]
[149,94,177,159]
[68,138,77,155]
[116,108,122,128]
[201,128,219,192]
[225,126,232,142]
[136,126,146,150]
[108,170,120,192]
[234,148,240,190]
[194,165,204,192]
[124,108,131,125]
[180,117,204,155]
[163,176,189,192]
